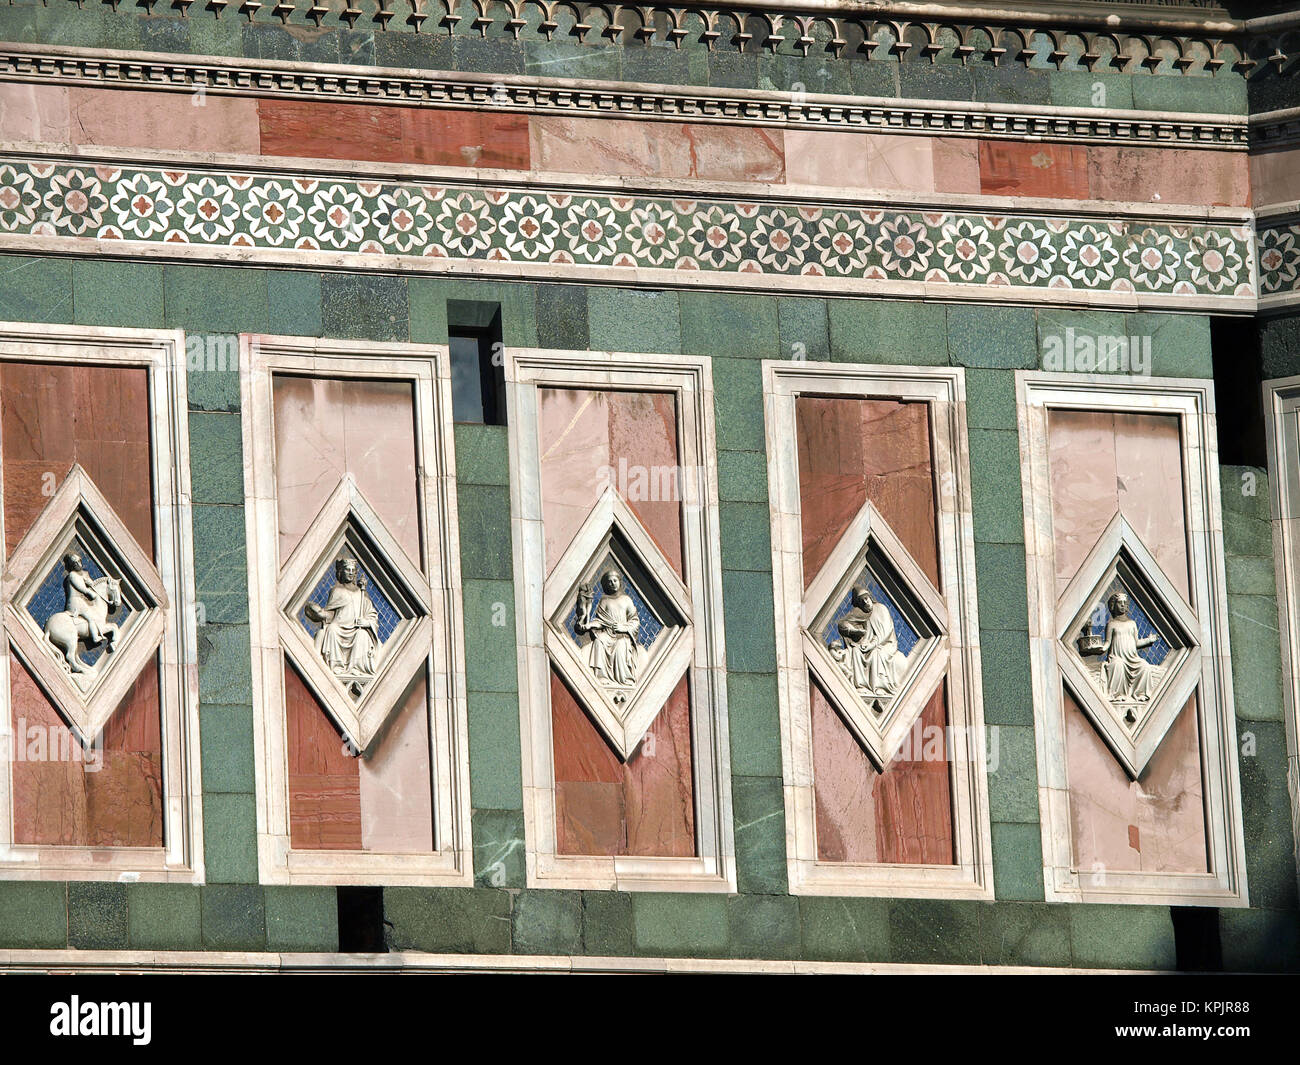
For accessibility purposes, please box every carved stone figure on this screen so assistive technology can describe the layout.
[574,570,643,689]
[305,557,379,694]
[1095,591,1160,704]
[829,584,907,700]
[44,551,121,674]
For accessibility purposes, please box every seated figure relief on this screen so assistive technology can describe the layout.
[829,584,907,706]
[574,570,645,701]
[45,550,122,676]
[1077,591,1162,714]
[305,557,379,696]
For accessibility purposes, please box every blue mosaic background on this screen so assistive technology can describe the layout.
[25,546,132,667]
[1081,578,1172,667]
[824,572,920,657]
[298,562,401,645]
[564,568,663,652]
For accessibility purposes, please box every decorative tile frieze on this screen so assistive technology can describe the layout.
[1258,212,1300,306]
[0,43,1251,149]
[0,156,1259,306]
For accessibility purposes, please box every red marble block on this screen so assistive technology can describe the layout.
[259,100,530,170]
[552,668,695,857]
[811,678,955,865]
[11,656,164,848]
[979,140,1091,201]
[796,396,939,590]
[0,361,154,558]
[285,662,363,851]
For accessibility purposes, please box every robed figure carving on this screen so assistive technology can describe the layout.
[830,584,907,699]
[575,570,644,689]
[305,557,379,693]
[1097,591,1160,703]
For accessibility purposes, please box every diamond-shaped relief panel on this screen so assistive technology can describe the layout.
[799,499,950,768]
[275,475,435,753]
[1,465,168,742]
[541,487,696,760]
[1054,514,1202,779]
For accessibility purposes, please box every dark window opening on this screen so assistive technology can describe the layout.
[1171,906,1222,972]
[1210,316,1265,468]
[337,886,388,953]
[448,300,506,426]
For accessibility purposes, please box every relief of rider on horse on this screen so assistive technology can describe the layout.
[43,550,122,675]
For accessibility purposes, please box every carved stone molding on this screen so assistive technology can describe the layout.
[0,323,202,883]
[0,43,1250,150]
[763,362,993,899]
[241,335,473,887]
[3,1,1286,77]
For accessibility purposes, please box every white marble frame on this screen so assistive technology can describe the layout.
[1261,375,1300,900]
[241,335,472,886]
[507,349,735,892]
[1017,372,1247,906]
[763,361,994,900]
[0,323,202,882]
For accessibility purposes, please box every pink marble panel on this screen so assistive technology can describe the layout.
[1088,147,1249,208]
[1047,409,1188,599]
[68,88,262,155]
[538,387,683,576]
[358,675,434,853]
[529,117,784,183]
[811,678,954,865]
[1064,689,1208,873]
[272,375,420,565]
[784,131,935,192]
[0,84,70,143]
[1251,146,1300,207]
[932,137,982,194]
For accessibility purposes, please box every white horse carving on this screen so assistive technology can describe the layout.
[44,575,122,674]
